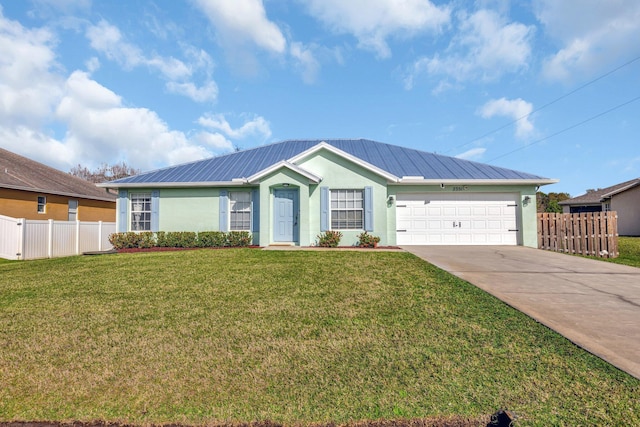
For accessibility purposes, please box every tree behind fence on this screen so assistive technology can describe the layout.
[537,212,618,258]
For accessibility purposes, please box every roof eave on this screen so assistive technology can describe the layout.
[600,180,640,200]
[97,181,251,189]
[392,178,559,186]
[1,183,116,202]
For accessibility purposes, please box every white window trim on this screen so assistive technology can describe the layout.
[130,193,152,231]
[229,191,252,231]
[330,189,364,230]
[37,196,46,214]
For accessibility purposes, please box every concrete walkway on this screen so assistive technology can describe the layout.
[402,245,640,380]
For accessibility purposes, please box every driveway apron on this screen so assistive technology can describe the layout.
[402,245,640,380]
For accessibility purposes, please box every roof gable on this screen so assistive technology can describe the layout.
[560,178,640,205]
[102,139,555,187]
[0,147,116,201]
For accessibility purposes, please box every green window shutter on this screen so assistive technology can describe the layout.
[219,190,228,232]
[252,188,260,232]
[364,186,373,232]
[320,186,329,231]
[151,190,160,232]
[118,189,128,232]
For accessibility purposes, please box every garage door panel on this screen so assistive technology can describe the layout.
[396,193,519,246]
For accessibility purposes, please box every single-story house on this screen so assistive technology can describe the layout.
[0,147,116,221]
[559,178,640,236]
[98,139,557,247]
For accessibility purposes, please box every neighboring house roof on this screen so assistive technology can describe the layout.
[0,147,116,202]
[101,139,556,188]
[559,178,640,206]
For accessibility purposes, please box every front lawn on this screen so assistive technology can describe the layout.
[608,236,640,267]
[0,250,638,426]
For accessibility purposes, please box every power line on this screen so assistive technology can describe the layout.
[444,54,640,155]
[487,94,640,162]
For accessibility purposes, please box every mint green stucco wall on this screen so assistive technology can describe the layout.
[158,188,218,232]
[298,150,390,246]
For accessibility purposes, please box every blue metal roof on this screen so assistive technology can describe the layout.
[108,139,549,185]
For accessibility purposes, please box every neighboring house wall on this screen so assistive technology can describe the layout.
[0,188,115,221]
[611,185,640,236]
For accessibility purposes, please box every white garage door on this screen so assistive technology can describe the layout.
[396,193,519,245]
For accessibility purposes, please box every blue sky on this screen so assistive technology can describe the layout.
[1,0,639,197]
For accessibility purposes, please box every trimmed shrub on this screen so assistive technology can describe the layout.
[227,231,252,247]
[155,231,168,247]
[137,232,156,248]
[357,231,380,248]
[197,231,228,247]
[163,232,198,248]
[317,230,342,248]
[109,232,143,249]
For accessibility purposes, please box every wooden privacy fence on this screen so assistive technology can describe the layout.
[537,211,618,258]
[0,214,116,260]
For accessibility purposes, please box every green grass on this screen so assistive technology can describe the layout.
[607,236,640,267]
[1,250,639,426]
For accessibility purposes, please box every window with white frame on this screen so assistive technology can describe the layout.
[37,196,46,213]
[68,199,78,221]
[131,193,152,231]
[331,189,363,229]
[229,191,251,230]
[603,202,611,212]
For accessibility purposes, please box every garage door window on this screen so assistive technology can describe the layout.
[331,189,363,229]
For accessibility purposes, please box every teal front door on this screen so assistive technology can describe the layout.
[274,189,298,242]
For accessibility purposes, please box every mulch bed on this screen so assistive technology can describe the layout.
[116,246,261,253]
[111,246,401,254]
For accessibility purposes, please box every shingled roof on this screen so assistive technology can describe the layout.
[0,147,116,202]
[559,178,640,205]
[103,139,555,187]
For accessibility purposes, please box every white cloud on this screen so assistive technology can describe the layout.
[455,147,486,161]
[193,131,235,151]
[193,0,286,54]
[0,9,62,128]
[534,0,640,81]
[404,9,533,89]
[478,97,534,139]
[198,113,272,141]
[166,81,218,103]
[0,11,232,172]
[302,0,450,58]
[290,42,320,84]
[86,20,217,103]
[56,71,213,169]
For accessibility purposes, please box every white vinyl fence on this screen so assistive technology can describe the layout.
[0,214,115,260]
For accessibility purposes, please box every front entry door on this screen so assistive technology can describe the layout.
[274,189,298,242]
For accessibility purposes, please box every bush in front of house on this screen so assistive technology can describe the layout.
[109,231,154,249]
[109,231,253,249]
[227,231,252,247]
[197,231,228,248]
[317,230,342,247]
[357,231,381,248]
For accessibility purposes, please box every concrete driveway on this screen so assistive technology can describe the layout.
[402,245,640,380]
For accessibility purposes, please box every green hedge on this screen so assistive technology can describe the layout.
[108,231,252,250]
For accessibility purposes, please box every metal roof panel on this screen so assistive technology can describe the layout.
[104,139,550,186]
